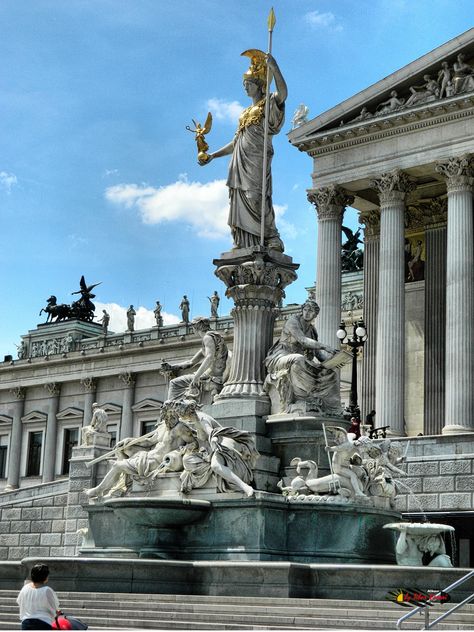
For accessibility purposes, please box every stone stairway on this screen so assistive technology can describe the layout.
[2,590,474,630]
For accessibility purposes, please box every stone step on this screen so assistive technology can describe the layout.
[3,590,474,630]
[5,588,474,611]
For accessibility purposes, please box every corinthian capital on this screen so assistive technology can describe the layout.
[10,387,26,400]
[80,377,96,392]
[436,155,474,192]
[358,210,380,239]
[308,185,354,221]
[426,196,448,226]
[44,382,61,396]
[371,169,416,205]
[118,371,135,387]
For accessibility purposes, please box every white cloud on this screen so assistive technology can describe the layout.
[206,98,244,125]
[275,204,298,240]
[106,178,297,242]
[304,10,343,32]
[67,234,89,248]
[95,302,180,333]
[103,169,119,178]
[106,178,230,239]
[0,171,18,193]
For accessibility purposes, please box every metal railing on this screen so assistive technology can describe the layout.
[397,569,474,629]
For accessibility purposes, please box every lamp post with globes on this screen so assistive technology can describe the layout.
[336,318,367,418]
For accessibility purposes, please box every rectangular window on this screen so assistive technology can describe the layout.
[0,436,8,478]
[62,428,79,475]
[26,431,43,477]
[107,425,117,448]
[142,420,156,436]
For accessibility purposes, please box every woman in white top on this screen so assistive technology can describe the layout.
[17,563,60,630]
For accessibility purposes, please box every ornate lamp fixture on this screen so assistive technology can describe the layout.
[337,318,367,418]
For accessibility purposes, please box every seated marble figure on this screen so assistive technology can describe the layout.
[161,316,228,404]
[264,300,341,414]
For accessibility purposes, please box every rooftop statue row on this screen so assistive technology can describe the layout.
[346,53,474,125]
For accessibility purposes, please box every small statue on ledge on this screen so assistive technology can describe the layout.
[291,103,309,128]
[81,403,109,447]
[208,291,220,318]
[154,301,163,327]
[179,295,190,324]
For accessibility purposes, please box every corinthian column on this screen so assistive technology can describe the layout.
[358,210,380,420]
[423,197,447,435]
[80,377,96,427]
[5,387,26,490]
[308,186,354,348]
[43,382,61,483]
[118,372,135,439]
[371,170,415,436]
[436,155,474,434]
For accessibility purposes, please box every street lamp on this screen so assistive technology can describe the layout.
[336,318,367,418]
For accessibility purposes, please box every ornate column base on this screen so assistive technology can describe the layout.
[214,247,298,402]
[442,424,474,436]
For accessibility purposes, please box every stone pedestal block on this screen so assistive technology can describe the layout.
[83,491,398,564]
[65,444,113,555]
[266,414,348,478]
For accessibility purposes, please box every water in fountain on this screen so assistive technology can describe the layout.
[395,478,428,522]
[448,528,457,565]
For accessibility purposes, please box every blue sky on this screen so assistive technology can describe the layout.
[0,1,472,356]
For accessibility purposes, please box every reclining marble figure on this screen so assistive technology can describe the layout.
[279,428,407,508]
[85,399,259,499]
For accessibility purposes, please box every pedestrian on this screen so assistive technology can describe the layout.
[17,563,60,630]
[348,416,361,439]
[365,409,375,430]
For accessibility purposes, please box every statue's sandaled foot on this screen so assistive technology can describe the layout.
[266,236,284,252]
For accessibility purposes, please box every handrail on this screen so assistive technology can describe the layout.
[397,569,474,629]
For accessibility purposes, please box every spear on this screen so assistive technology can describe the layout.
[260,7,276,247]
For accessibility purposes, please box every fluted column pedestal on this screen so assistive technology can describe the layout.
[5,387,26,490]
[359,211,380,420]
[308,186,354,348]
[214,248,298,400]
[119,372,136,439]
[43,382,61,483]
[436,156,474,434]
[372,171,414,436]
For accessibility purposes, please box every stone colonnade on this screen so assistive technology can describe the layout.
[310,156,474,436]
[4,372,138,490]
